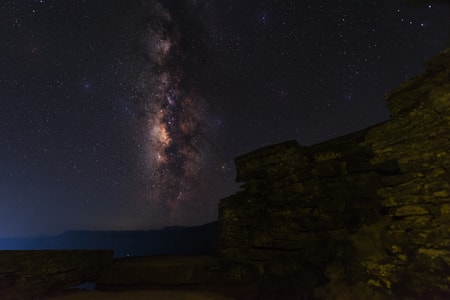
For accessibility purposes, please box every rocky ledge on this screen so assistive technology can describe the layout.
[0,250,113,300]
[218,48,450,298]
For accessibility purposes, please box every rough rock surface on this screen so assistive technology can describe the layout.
[218,48,450,299]
[95,256,260,299]
[47,289,234,300]
[0,250,113,300]
[97,256,221,287]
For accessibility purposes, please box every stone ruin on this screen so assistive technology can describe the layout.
[218,48,450,299]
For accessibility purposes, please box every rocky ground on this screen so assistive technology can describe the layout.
[46,290,234,300]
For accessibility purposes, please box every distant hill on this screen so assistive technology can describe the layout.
[0,222,218,258]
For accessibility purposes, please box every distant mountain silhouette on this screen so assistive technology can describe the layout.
[160,225,188,231]
[0,222,217,258]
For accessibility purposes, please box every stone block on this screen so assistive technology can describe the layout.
[394,205,429,216]
[440,203,450,215]
[381,194,438,207]
[416,248,450,271]
[434,190,450,198]
[218,48,450,298]
[389,216,431,229]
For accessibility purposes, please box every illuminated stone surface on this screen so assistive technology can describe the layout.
[219,48,450,299]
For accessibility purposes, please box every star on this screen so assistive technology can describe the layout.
[0,0,448,236]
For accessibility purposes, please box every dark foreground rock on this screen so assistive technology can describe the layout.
[47,289,234,300]
[2,48,449,300]
[0,251,256,300]
[96,256,260,299]
[0,250,113,300]
[97,256,221,287]
[218,48,450,299]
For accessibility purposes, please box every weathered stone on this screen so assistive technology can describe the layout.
[394,205,429,216]
[440,203,450,214]
[218,48,450,299]
[380,194,436,207]
[383,229,408,246]
[381,173,419,187]
[416,248,450,271]
[234,140,309,182]
[0,250,113,300]
[389,216,431,229]
[365,264,397,287]
[434,190,450,198]
[97,256,221,287]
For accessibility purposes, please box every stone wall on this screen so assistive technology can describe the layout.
[0,250,113,300]
[218,48,450,299]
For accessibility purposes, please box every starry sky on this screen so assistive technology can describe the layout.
[0,0,449,237]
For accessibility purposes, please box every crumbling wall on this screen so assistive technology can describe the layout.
[218,48,450,299]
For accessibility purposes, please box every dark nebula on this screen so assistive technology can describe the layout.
[132,0,219,224]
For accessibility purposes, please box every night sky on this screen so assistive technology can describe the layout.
[1,0,449,237]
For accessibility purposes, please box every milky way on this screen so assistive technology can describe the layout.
[135,0,216,223]
[1,0,448,236]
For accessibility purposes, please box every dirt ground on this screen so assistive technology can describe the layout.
[46,289,235,300]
